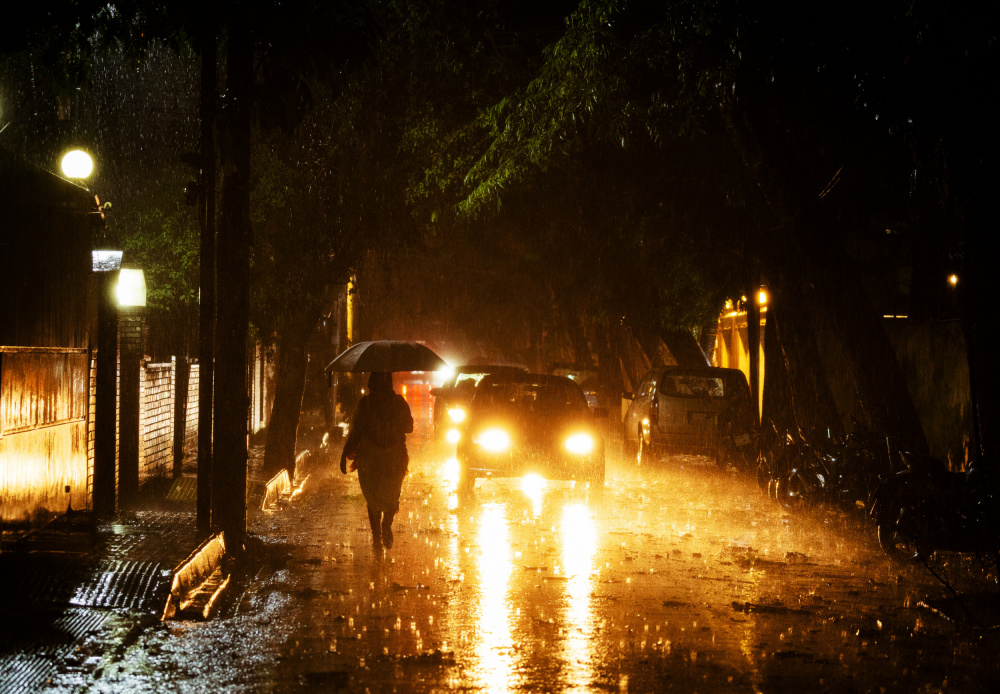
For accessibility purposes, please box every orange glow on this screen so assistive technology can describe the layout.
[476,504,514,690]
[521,474,547,517]
[560,504,597,687]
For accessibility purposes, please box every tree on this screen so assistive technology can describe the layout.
[440,0,990,452]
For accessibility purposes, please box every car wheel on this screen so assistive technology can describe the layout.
[767,476,780,502]
[783,473,808,507]
[755,453,772,491]
[877,504,922,562]
[637,432,655,466]
[715,445,733,469]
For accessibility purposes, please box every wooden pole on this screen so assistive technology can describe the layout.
[197,26,217,532]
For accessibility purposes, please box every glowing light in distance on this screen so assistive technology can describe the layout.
[116,269,146,307]
[448,407,467,423]
[446,428,461,444]
[61,149,93,179]
[564,433,595,455]
[476,428,510,453]
[948,274,959,287]
[758,289,768,305]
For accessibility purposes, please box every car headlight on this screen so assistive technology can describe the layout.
[475,428,511,453]
[564,433,595,455]
[448,407,467,424]
[446,428,461,444]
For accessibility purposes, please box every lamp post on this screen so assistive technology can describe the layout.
[117,267,146,511]
[92,250,122,518]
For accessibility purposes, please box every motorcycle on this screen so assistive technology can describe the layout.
[870,450,1000,562]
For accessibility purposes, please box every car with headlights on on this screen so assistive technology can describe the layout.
[455,372,605,490]
[430,364,528,443]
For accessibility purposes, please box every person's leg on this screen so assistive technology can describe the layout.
[367,506,382,550]
[381,509,396,549]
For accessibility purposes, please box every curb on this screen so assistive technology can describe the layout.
[161,532,228,621]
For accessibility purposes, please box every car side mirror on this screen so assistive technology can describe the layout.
[430,387,442,397]
[622,391,634,401]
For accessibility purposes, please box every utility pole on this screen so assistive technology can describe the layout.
[214,17,253,554]
[198,25,218,533]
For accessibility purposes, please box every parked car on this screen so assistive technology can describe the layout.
[430,364,528,442]
[456,372,606,490]
[547,362,602,412]
[622,366,753,465]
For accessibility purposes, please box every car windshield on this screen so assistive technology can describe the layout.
[660,373,727,398]
[454,372,489,388]
[474,380,589,416]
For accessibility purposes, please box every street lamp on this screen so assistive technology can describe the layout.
[117,266,147,511]
[92,249,123,518]
[61,149,94,179]
[117,269,147,307]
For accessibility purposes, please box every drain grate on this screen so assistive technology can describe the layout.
[68,560,170,611]
[2,559,169,612]
[165,475,197,502]
[0,609,110,694]
[0,653,58,694]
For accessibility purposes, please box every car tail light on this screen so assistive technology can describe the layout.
[649,394,659,426]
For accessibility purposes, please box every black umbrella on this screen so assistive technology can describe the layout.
[324,340,448,373]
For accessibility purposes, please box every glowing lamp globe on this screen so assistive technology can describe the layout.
[116,269,146,308]
[61,150,94,179]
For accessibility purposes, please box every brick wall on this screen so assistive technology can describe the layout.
[87,356,95,509]
[183,363,199,473]
[81,351,273,506]
[139,362,174,482]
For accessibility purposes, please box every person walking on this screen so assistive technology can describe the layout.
[341,372,413,553]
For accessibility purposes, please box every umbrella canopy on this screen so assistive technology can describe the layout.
[325,340,448,373]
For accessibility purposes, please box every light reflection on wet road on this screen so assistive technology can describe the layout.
[63,434,1000,692]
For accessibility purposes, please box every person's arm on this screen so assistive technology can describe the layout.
[341,398,367,472]
[397,394,414,434]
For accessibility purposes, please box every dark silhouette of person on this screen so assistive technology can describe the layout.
[341,372,413,554]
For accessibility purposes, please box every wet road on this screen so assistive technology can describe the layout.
[66,433,1000,693]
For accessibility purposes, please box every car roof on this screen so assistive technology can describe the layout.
[479,372,584,390]
[653,366,751,390]
[453,364,529,377]
[655,365,746,377]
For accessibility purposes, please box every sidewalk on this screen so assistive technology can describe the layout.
[0,506,203,693]
[0,440,314,694]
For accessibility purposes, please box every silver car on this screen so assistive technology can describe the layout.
[622,366,753,465]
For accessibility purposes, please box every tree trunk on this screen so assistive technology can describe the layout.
[798,210,926,451]
[761,304,795,434]
[699,319,719,362]
[770,257,844,439]
[961,202,998,463]
[262,306,318,480]
[213,19,253,555]
[723,104,925,451]
[197,24,217,533]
